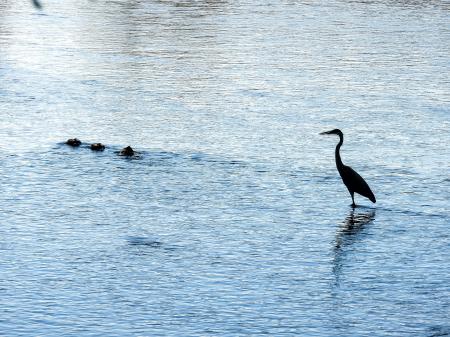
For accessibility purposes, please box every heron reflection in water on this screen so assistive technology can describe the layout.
[333,208,376,286]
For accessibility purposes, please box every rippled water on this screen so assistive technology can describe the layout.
[1,0,449,336]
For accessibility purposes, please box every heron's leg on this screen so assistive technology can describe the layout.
[351,192,356,208]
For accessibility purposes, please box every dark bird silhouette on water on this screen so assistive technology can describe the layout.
[90,143,105,151]
[32,0,43,9]
[120,146,135,157]
[66,138,81,147]
[320,129,376,207]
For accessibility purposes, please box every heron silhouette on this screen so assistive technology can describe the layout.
[320,129,376,207]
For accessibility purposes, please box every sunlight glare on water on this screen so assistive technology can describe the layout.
[0,0,449,336]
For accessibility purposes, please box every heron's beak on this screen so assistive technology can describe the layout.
[320,130,332,135]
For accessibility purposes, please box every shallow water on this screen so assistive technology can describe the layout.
[1,0,449,336]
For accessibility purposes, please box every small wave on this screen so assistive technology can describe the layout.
[188,152,247,167]
[377,206,448,219]
[126,236,162,248]
[428,326,450,337]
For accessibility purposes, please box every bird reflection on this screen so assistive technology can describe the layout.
[333,208,376,286]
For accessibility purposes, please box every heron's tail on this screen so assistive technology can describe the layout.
[368,191,376,203]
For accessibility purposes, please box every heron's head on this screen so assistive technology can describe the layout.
[319,129,343,137]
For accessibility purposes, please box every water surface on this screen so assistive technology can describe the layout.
[1,0,449,336]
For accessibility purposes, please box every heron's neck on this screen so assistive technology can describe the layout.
[335,134,344,169]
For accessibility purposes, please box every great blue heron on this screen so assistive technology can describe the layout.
[320,129,376,207]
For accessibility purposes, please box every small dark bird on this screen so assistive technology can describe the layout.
[66,138,81,147]
[32,0,43,9]
[90,143,105,151]
[120,146,134,156]
[320,129,376,207]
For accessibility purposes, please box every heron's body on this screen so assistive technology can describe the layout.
[321,129,376,207]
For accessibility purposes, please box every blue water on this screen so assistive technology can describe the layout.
[1,0,449,336]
